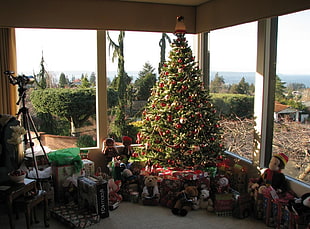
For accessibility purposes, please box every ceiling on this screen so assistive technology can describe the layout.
[120,0,211,6]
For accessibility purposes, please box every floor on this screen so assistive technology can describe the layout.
[0,201,271,229]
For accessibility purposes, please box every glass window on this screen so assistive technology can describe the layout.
[275,9,310,185]
[209,22,257,161]
[15,29,97,150]
[105,31,196,142]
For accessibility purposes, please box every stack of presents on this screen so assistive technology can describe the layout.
[45,140,309,229]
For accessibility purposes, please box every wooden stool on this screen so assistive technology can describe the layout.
[14,190,49,229]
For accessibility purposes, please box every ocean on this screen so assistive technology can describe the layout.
[109,71,310,88]
[39,70,310,88]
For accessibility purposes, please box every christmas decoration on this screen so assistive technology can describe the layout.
[138,16,224,168]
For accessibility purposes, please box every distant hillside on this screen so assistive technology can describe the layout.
[28,70,309,88]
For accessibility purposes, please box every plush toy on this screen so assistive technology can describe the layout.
[118,136,134,163]
[102,138,119,162]
[216,175,230,193]
[172,185,199,216]
[288,193,310,216]
[198,189,214,212]
[122,168,139,192]
[252,153,288,194]
[142,175,160,205]
[108,178,122,210]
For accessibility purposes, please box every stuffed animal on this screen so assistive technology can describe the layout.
[108,178,122,210]
[288,193,310,216]
[102,138,119,162]
[198,189,214,212]
[172,185,199,216]
[122,168,139,192]
[251,153,288,194]
[118,136,134,163]
[142,175,160,202]
[216,175,230,193]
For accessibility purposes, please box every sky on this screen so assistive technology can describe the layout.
[15,9,310,77]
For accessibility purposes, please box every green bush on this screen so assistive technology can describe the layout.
[211,93,254,119]
[76,135,96,148]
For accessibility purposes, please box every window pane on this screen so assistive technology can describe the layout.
[15,29,97,150]
[106,31,195,142]
[209,22,257,161]
[275,9,310,185]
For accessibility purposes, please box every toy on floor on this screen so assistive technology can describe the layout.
[198,189,214,212]
[251,153,288,195]
[172,185,199,216]
[108,178,122,210]
[142,175,160,205]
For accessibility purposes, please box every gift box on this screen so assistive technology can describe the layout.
[214,193,233,216]
[253,193,264,219]
[50,201,100,229]
[82,159,95,176]
[232,192,252,219]
[52,164,80,202]
[262,193,275,227]
[77,176,109,218]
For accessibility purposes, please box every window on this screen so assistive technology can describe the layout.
[275,9,310,185]
[16,29,97,150]
[105,30,196,142]
[208,22,257,161]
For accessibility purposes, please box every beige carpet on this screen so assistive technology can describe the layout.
[1,201,271,229]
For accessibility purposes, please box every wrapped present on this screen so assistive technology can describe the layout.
[263,193,275,227]
[52,164,80,202]
[232,192,252,219]
[272,192,296,229]
[77,176,109,218]
[214,193,233,216]
[82,159,95,176]
[50,201,100,229]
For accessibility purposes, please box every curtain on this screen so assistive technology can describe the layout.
[0,28,17,115]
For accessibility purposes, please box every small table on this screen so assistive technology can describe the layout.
[0,178,36,229]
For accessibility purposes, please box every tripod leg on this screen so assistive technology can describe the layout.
[26,112,49,165]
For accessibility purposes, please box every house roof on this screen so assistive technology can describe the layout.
[274,101,290,112]
[274,101,298,114]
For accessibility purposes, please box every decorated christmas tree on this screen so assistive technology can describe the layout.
[138,16,224,168]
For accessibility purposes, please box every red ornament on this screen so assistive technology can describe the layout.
[155,115,161,121]
[159,82,164,88]
[161,102,166,107]
[176,124,182,129]
[178,59,183,63]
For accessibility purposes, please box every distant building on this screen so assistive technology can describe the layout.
[274,101,309,123]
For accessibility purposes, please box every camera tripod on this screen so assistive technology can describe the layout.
[5,71,50,183]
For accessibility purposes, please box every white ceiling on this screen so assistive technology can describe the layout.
[120,0,211,6]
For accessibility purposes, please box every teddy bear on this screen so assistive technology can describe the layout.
[171,185,199,216]
[251,153,288,195]
[142,175,160,205]
[198,189,214,212]
[102,138,119,162]
[120,168,139,200]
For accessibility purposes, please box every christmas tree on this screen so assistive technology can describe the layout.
[138,16,224,168]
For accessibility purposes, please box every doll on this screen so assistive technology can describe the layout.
[102,138,119,162]
[252,153,288,194]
